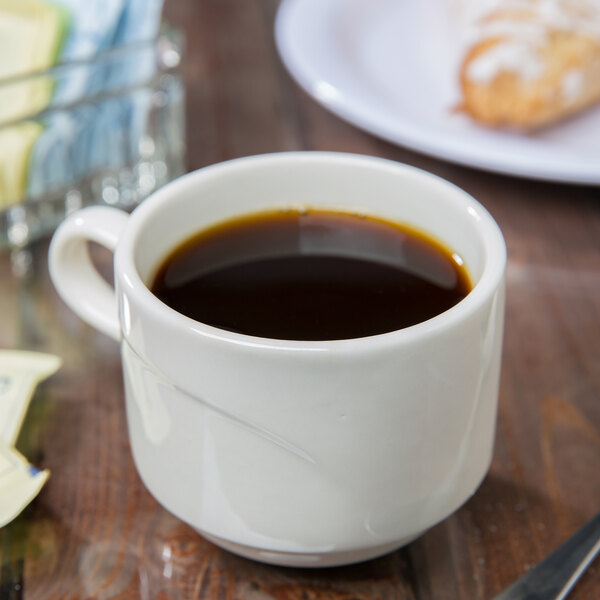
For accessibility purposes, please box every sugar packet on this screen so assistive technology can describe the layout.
[0,441,49,527]
[0,350,60,527]
[0,350,61,446]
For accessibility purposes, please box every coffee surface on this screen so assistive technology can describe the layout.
[150,209,472,340]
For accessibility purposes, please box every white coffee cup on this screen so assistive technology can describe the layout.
[49,152,506,567]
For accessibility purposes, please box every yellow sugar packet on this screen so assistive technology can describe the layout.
[0,441,49,527]
[0,350,61,446]
[0,121,43,208]
[0,0,70,125]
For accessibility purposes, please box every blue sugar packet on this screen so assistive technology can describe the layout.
[51,0,165,102]
[26,0,166,201]
[108,0,165,90]
[115,0,164,43]
[51,0,125,103]
[27,94,138,198]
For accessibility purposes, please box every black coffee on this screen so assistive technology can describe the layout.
[150,209,472,340]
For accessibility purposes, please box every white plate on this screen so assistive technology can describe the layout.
[275,0,600,185]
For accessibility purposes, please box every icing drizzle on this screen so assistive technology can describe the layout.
[460,0,600,85]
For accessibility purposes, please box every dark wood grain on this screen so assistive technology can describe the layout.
[0,0,599,598]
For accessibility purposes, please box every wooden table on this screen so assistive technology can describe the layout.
[1,1,599,598]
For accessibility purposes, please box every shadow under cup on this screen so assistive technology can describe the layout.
[69,153,508,567]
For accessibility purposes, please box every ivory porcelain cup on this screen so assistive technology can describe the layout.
[49,152,506,567]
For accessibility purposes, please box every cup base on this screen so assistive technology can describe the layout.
[197,530,422,568]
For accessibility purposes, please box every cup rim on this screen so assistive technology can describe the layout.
[116,151,506,352]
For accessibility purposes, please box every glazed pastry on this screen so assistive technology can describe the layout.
[457,0,600,129]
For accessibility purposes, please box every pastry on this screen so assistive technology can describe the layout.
[456,0,600,129]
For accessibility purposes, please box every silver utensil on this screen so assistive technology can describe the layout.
[492,511,600,600]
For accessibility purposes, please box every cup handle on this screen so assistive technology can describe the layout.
[48,206,129,341]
